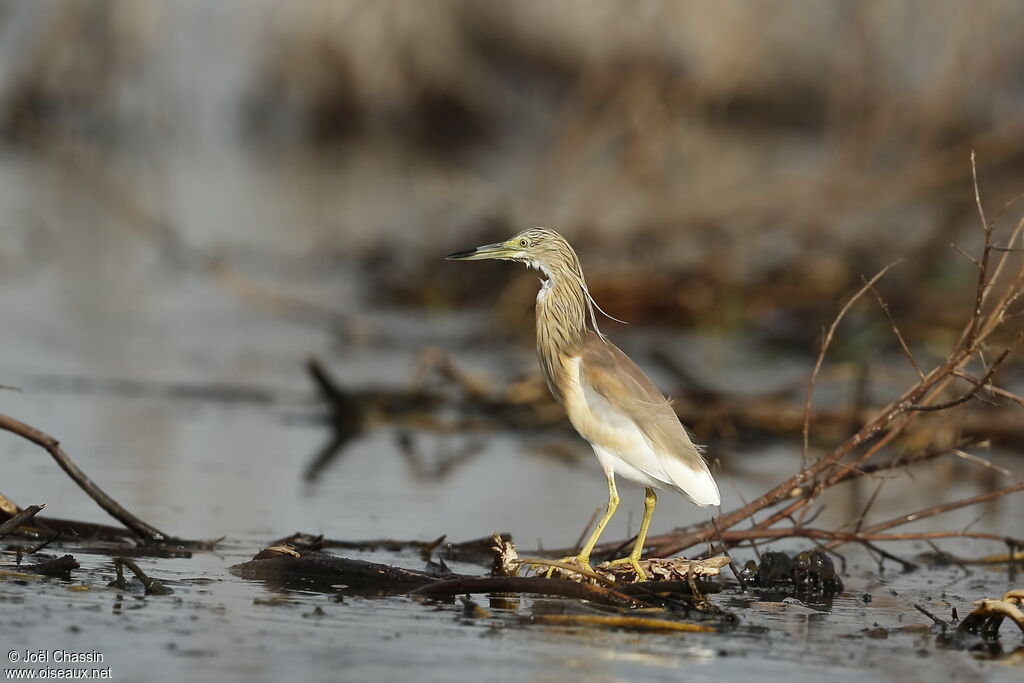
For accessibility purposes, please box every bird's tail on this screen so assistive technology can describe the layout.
[662,452,721,507]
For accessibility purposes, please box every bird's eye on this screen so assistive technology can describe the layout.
[518,239,529,248]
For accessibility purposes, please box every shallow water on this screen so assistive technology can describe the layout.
[2,529,1021,682]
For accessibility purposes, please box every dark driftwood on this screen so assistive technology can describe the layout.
[233,550,448,591]
[22,554,79,579]
[0,513,136,544]
[0,513,198,558]
[235,537,708,609]
[73,545,193,559]
[0,504,45,540]
[264,532,511,564]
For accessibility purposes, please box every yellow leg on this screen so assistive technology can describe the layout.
[609,487,656,581]
[547,471,619,577]
[576,471,620,568]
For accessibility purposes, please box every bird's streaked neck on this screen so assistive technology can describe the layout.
[534,264,588,404]
[534,262,588,346]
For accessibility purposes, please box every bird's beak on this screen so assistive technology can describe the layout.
[445,241,516,261]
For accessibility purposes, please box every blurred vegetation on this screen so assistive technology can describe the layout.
[1,0,1023,352]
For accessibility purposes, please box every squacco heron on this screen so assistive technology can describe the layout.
[448,228,719,580]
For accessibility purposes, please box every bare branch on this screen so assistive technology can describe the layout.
[906,341,1016,411]
[712,526,1021,547]
[0,413,170,543]
[856,481,1024,537]
[953,370,1024,407]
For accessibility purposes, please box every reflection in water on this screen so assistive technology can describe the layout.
[302,358,366,482]
[396,432,484,482]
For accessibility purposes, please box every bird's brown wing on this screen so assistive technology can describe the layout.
[578,332,706,472]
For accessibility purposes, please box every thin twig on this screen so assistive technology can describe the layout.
[906,342,1016,411]
[971,150,990,238]
[951,449,1013,478]
[863,541,918,573]
[717,527,1021,546]
[802,261,902,465]
[951,243,980,268]
[965,150,993,349]
[867,281,924,379]
[954,370,1024,408]
[853,480,885,534]
[915,603,949,631]
[27,529,66,554]
[835,439,980,484]
[849,481,1024,539]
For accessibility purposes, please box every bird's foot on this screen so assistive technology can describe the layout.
[607,555,648,581]
[538,556,594,580]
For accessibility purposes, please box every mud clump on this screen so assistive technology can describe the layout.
[741,550,843,594]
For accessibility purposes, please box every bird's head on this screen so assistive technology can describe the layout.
[447,226,624,333]
[446,227,579,278]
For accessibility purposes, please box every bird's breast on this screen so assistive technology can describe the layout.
[559,356,645,454]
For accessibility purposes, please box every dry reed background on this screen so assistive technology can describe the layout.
[1,1,1023,340]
